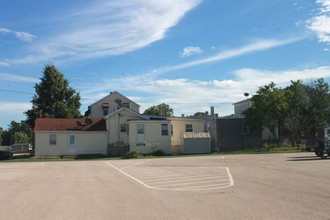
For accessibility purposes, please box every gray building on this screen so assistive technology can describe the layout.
[216,98,262,152]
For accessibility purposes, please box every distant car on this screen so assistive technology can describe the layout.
[0,150,13,160]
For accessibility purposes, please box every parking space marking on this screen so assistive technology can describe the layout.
[105,160,234,191]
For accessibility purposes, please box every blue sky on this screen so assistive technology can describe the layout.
[1,0,330,129]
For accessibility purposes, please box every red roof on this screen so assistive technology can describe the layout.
[34,118,106,132]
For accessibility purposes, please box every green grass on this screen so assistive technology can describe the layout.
[0,146,305,162]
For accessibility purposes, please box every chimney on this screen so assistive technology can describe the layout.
[210,106,214,116]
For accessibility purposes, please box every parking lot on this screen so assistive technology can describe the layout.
[0,152,329,220]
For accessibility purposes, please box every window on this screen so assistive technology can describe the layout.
[161,124,168,136]
[185,124,193,132]
[102,103,109,116]
[137,124,144,134]
[49,134,56,145]
[121,124,127,132]
[171,124,173,136]
[242,121,249,135]
[103,109,108,116]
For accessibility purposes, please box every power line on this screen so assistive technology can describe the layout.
[0,88,94,100]
[0,88,34,95]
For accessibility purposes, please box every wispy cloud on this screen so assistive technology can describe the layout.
[0,102,31,111]
[307,0,330,43]
[0,27,36,42]
[0,73,39,83]
[180,46,204,57]
[155,37,305,74]
[4,0,202,65]
[79,64,330,116]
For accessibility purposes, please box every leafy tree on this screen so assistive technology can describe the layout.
[283,80,306,146]
[194,111,209,116]
[25,64,81,128]
[13,132,30,144]
[0,127,3,145]
[143,103,173,116]
[304,78,330,138]
[243,82,287,144]
[1,121,31,145]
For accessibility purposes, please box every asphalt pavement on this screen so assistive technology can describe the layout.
[0,152,329,220]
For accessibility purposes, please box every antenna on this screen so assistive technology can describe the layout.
[85,118,92,125]
[76,121,82,127]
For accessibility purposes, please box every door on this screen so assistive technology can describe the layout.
[68,134,76,154]
[136,124,145,145]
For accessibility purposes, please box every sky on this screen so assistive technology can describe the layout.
[1,0,330,129]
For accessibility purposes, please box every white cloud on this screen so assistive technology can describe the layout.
[0,27,36,42]
[0,73,39,83]
[0,102,31,129]
[0,102,31,112]
[79,65,330,117]
[155,37,305,74]
[5,0,202,65]
[180,46,203,57]
[307,0,330,43]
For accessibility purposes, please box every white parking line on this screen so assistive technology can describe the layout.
[105,160,234,191]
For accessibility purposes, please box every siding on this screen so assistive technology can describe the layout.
[35,131,107,156]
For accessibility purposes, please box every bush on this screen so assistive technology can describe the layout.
[123,150,141,159]
[151,149,165,156]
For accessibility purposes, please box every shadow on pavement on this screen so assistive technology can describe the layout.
[287,155,329,162]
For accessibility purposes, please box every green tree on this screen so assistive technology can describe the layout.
[12,132,30,144]
[143,103,174,116]
[304,78,330,138]
[243,82,287,144]
[194,111,209,116]
[0,127,3,145]
[283,80,306,146]
[25,64,81,128]
[1,121,31,145]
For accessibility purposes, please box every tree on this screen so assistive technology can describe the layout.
[13,132,30,144]
[304,78,330,138]
[283,80,306,146]
[1,121,31,145]
[25,64,81,128]
[194,111,209,116]
[0,127,3,145]
[243,82,287,144]
[143,103,173,116]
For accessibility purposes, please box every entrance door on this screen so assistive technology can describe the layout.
[136,124,145,145]
[68,134,76,154]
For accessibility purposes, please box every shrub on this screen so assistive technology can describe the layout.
[123,150,141,159]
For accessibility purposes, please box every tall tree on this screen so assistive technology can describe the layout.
[304,78,330,138]
[143,103,173,116]
[25,64,81,128]
[283,80,306,146]
[243,82,287,144]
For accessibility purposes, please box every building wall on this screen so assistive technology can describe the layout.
[170,118,206,147]
[106,109,144,145]
[217,118,262,151]
[234,99,252,117]
[129,120,172,154]
[35,131,108,156]
[90,92,140,118]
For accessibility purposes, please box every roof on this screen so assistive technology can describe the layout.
[34,118,106,132]
[181,132,211,139]
[233,98,252,105]
[103,107,147,119]
[89,91,140,108]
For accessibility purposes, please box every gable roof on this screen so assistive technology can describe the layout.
[89,91,140,108]
[104,107,147,120]
[34,118,106,132]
